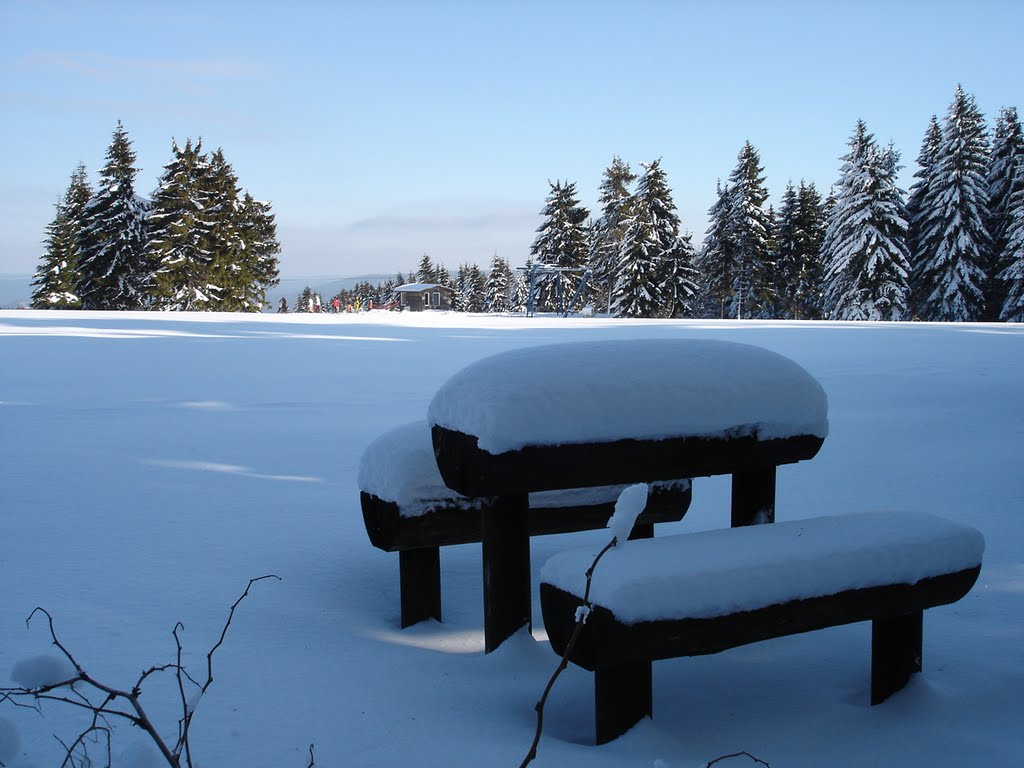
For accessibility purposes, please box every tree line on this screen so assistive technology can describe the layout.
[31,122,281,312]
[542,86,1024,322]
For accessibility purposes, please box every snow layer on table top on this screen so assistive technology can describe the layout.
[428,339,828,454]
[357,420,689,517]
[540,511,984,624]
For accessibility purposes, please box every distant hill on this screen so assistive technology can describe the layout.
[0,274,32,309]
[0,273,396,311]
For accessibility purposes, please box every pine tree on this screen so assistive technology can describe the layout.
[200,148,246,311]
[659,234,699,318]
[588,157,636,312]
[912,86,990,321]
[773,181,827,319]
[907,116,943,308]
[613,159,679,318]
[484,253,512,313]
[233,193,281,311]
[773,183,801,318]
[77,121,151,310]
[998,164,1024,320]
[435,263,453,290]
[984,107,1024,320]
[32,164,92,309]
[417,253,436,284]
[147,139,216,310]
[468,264,487,312]
[530,180,589,311]
[821,122,911,321]
[697,181,736,318]
[725,142,773,319]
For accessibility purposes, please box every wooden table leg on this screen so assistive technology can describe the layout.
[399,547,441,628]
[731,466,776,526]
[871,610,923,704]
[595,660,653,745]
[482,493,531,653]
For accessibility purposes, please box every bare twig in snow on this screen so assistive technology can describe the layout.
[519,537,619,768]
[0,575,281,767]
[706,751,771,768]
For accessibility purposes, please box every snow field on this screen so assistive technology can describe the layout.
[1,310,1022,767]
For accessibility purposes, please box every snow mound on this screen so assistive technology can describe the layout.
[10,654,75,688]
[428,339,828,454]
[607,483,649,545]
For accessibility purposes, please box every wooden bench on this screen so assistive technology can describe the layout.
[358,421,692,627]
[540,510,984,744]
[428,338,829,651]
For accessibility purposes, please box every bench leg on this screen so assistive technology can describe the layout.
[482,493,531,653]
[595,661,653,745]
[628,521,654,540]
[731,466,776,526]
[871,611,923,704]
[399,548,442,628]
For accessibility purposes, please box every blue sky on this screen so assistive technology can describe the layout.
[2,0,1022,279]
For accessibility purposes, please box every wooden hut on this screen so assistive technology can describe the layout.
[394,283,454,311]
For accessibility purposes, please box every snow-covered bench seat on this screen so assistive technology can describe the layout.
[539,511,985,744]
[428,339,828,651]
[358,421,692,628]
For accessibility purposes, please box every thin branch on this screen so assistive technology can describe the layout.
[173,574,280,767]
[520,537,618,768]
[706,751,771,768]
[203,575,282,695]
[3,577,280,768]
[307,743,316,768]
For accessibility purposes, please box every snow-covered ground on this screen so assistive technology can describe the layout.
[1,310,1021,767]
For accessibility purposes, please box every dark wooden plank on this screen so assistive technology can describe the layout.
[433,424,824,498]
[541,566,981,671]
[360,482,691,552]
[482,494,531,653]
[399,548,441,628]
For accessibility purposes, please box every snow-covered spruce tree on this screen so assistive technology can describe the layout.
[232,192,281,311]
[998,172,1024,320]
[613,159,679,318]
[773,181,827,319]
[821,122,911,321]
[32,164,92,309]
[530,180,590,312]
[725,142,773,319]
[457,263,486,312]
[200,148,244,311]
[659,233,699,318]
[772,184,800,318]
[697,180,736,318]
[906,116,943,311]
[484,253,512,313]
[588,157,636,313]
[147,139,215,310]
[912,86,990,321]
[417,253,436,284]
[984,107,1024,320]
[77,121,151,310]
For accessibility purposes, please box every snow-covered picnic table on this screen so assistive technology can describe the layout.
[358,420,692,628]
[428,338,829,652]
